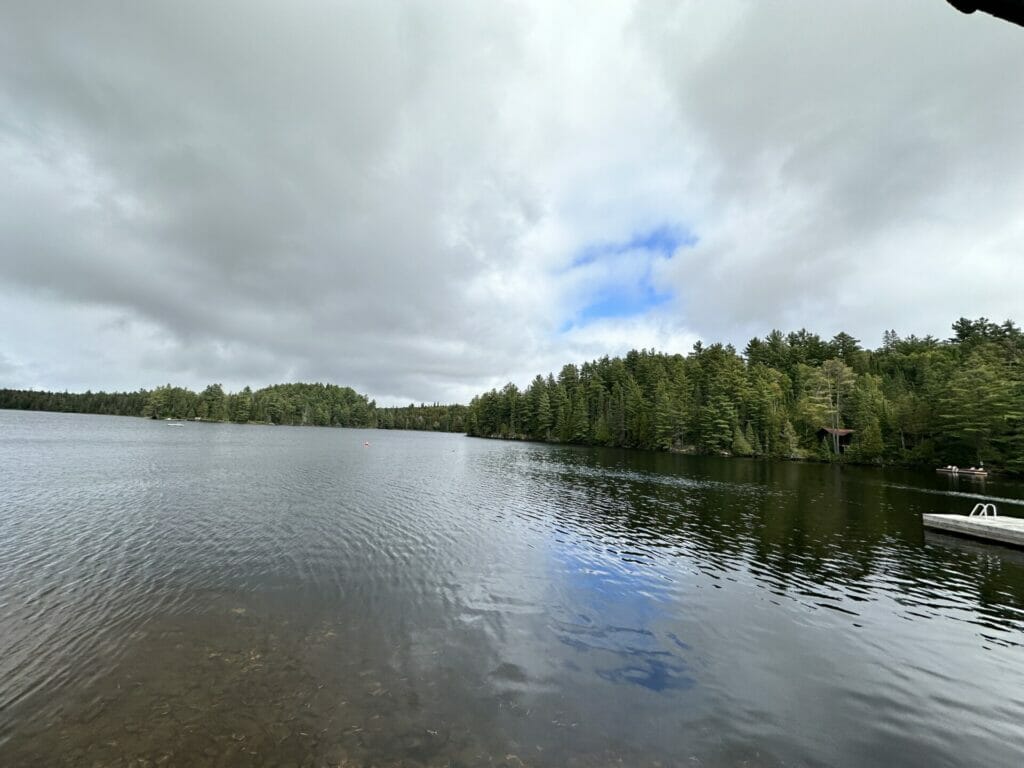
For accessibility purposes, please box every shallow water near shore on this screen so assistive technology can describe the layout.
[2,410,1024,767]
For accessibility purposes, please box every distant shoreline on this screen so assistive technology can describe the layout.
[3,405,1019,478]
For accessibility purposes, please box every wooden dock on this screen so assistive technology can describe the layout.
[922,514,1024,548]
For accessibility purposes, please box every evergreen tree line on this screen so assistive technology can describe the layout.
[0,382,468,432]
[0,382,379,428]
[0,388,151,417]
[3,316,1020,470]
[376,403,469,433]
[464,317,1024,474]
[147,382,378,426]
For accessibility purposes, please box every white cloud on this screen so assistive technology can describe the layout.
[0,1,1021,403]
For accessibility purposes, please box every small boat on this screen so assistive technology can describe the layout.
[166,422,184,427]
[936,466,988,477]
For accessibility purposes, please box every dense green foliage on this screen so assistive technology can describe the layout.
[0,383,467,433]
[4,317,1021,471]
[377,403,468,433]
[465,318,1024,473]
[140,382,379,426]
[0,388,150,416]
[0,382,378,427]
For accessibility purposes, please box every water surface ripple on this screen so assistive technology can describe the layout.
[2,410,1024,767]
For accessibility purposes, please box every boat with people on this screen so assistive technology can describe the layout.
[936,465,988,477]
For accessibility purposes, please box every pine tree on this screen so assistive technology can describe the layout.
[744,422,762,455]
[536,390,552,440]
[230,386,253,424]
[939,348,1020,464]
[554,387,572,443]
[854,417,884,462]
[732,425,754,456]
[654,383,676,450]
[779,419,799,458]
[571,395,590,444]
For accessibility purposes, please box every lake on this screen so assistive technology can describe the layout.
[1,410,1023,767]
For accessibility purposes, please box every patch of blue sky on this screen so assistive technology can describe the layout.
[570,224,697,268]
[576,283,671,325]
[563,224,697,329]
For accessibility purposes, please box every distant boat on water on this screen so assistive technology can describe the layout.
[166,422,184,427]
[936,465,987,477]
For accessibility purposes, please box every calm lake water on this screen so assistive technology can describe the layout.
[2,410,1024,767]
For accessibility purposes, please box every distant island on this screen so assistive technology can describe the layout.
[2,317,1021,474]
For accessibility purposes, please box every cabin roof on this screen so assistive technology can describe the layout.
[818,427,855,436]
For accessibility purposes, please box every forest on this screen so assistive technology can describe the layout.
[0,382,463,433]
[0,382,377,428]
[464,317,1024,473]
[376,403,469,433]
[2,317,1020,472]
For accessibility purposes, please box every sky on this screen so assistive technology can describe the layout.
[1,1,1022,405]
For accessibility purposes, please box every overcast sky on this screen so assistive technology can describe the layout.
[1,1,1022,404]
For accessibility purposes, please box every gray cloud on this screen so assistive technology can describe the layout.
[0,351,18,380]
[646,1,1024,344]
[1,1,1022,402]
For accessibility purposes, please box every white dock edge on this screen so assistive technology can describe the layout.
[922,514,1024,548]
